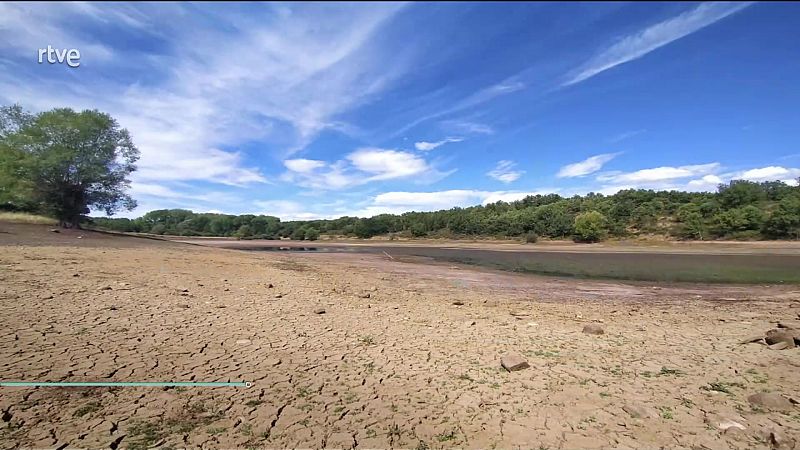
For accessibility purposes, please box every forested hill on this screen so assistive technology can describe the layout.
[92,180,800,242]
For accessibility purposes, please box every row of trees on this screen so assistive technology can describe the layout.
[92,179,800,242]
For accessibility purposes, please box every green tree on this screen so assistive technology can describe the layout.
[304,227,320,241]
[573,211,607,243]
[0,106,139,227]
[763,195,800,239]
[290,227,306,240]
[234,224,253,239]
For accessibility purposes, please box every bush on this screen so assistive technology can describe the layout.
[524,231,538,243]
[290,227,306,240]
[304,227,320,241]
[573,211,607,243]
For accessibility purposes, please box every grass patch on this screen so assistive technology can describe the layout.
[359,335,375,345]
[701,381,745,395]
[0,212,56,225]
[73,401,101,417]
[126,420,163,450]
[659,367,685,376]
[245,399,262,407]
[659,406,674,420]
[436,430,457,442]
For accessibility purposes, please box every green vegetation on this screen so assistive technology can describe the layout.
[89,181,800,242]
[1,105,139,227]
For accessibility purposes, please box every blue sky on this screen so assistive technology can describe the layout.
[1,2,799,220]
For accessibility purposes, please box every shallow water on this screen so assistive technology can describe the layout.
[236,245,800,284]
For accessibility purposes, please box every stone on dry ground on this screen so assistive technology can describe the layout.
[500,353,530,372]
[582,323,604,335]
[1,234,799,449]
[747,393,795,411]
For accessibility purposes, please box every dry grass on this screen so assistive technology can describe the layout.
[0,212,56,225]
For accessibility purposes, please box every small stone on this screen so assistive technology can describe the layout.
[452,300,464,306]
[583,324,604,335]
[267,283,274,288]
[236,339,251,345]
[41,294,54,300]
[360,293,371,299]
[72,273,80,277]
[314,308,326,314]
[500,353,530,372]
[748,392,795,411]
[274,293,283,298]
[98,286,113,291]
[49,228,60,233]
[706,413,747,432]
[177,304,190,309]
[765,329,795,346]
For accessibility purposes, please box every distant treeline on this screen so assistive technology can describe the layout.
[89,180,800,242]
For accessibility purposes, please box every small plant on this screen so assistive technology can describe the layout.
[659,367,685,376]
[207,427,226,435]
[73,401,101,417]
[364,362,375,373]
[599,391,610,398]
[366,428,377,438]
[701,380,744,395]
[359,335,375,345]
[680,398,694,408]
[239,423,253,436]
[126,420,163,450]
[245,399,263,407]
[388,423,403,439]
[659,406,673,420]
[457,373,473,382]
[524,232,538,243]
[436,429,457,442]
[415,441,430,450]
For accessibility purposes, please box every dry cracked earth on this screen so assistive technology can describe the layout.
[1,223,800,449]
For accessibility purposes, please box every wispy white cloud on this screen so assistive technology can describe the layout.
[563,2,753,86]
[439,119,495,135]
[597,162,720,184]
[607,129,646,144]
[282,147,453,190]
[487,160,525,183]
[733,166,800,182]
[414,137,463,151]
[557,152,620,178]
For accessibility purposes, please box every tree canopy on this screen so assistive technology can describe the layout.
[0,105,139,227]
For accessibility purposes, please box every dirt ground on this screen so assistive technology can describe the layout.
[1,223,799,449]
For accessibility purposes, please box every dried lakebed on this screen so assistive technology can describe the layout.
[209,243,800,284]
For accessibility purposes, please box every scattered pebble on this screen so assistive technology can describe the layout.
[314,308,326,314]
[582,324,604,335]
[500,353,530,372]
[748,392,795,411]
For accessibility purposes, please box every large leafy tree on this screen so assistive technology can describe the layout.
[0,105,139,227]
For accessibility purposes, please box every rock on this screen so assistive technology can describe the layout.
[267,283,274,289]
[177,304,190,309]
[274,293,283,299]
[49,228,60,233]
[765,329,795,346]
[40,294,54,300]
[748,393,795,411]
[72,273,80,277]
[98,286,113,291]
[314,308,326,314]
[452,300,464,306]
[236,339,251,345]
[765,428,794,449]
[738,334,766,345]
[705,413,746,432]
[769,342,792,350]
[360,293,371,299]
[622,403,657,419]
[582,324,604,335]
[500,353,530,372]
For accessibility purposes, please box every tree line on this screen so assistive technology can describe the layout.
[91,179,800,242]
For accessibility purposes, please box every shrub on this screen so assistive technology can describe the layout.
[573,211,607,243]
[304,227,320,241]
[524,231,538,243]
